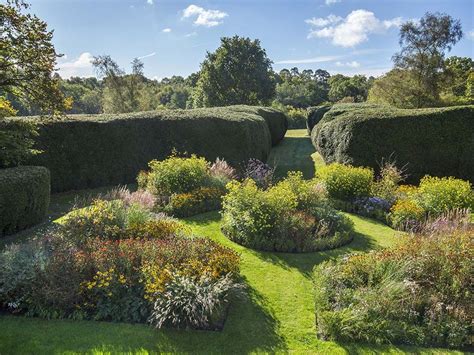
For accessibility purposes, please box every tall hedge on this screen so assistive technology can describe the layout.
[312,105,474,183]
[14,106,286,192]
[0,166,50,236]
[225,105,287,145]
[306,105,331,135]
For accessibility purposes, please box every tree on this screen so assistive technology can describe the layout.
[193,36,276,107]
[0,0,68,116]
[93,55,146,113]
[393,12,463,107]
[368,69,428,108]
[328,75,369,102]
[443,56,474,97]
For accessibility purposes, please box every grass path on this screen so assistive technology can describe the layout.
[0,130,462,353]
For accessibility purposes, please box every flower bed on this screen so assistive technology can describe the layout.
[221,172,354,252]
[0,195,240,330]
[313,214,473,348]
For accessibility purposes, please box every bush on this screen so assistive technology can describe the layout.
[221,172,354,252]
[243,158,275,189]
[312,104,474,183]
[139,155,234,217]
[306,105,331,135]
[0,166,50,236]
[9,105,286,192]
[388,199,426,231]
[164,187,224,218]
[417,176,473,215]
[0,119,40,169]
[141,155,210,196]
[314,223,473,348]
[316,163,373,201]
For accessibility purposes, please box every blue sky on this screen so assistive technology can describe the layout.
[28,0,474,79]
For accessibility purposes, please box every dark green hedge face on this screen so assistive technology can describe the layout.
[0,166,50,236]
[17,106,287,193]
[312,104,474,184]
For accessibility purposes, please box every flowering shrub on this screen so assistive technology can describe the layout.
[243,158,275,189]
[417,176,473,215]
[221,172,354,252]
[165,187,224,218]
[352,196,392,221]
[139,155,237,217]
[314,222,473,348]
[389,199,426,231]
[317,163,373,201]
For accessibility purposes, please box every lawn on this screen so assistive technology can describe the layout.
[0,130,464,354]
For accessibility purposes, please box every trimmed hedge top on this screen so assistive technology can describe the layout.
[9,106,286,192]
[312,104,474,183]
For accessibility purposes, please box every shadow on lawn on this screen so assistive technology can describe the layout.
[250,230,379,278]
[0,282,285,354]
[267,136,316,179]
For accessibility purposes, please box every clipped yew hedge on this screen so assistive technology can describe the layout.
[0,166,50,236]
[15,106,286,192]
[306,105,331,135]
[312,104,474,183]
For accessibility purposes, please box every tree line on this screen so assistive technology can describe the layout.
[1,0,473,119]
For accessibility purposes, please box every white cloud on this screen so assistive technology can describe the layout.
[325,0,341,5]
[137,52,156,60]
[182,4,228,27]
[307,9,402,47]
[276,55,343,65]
[57,52,94,78]
[184,32,198,37]
[147,0,153,5]
[336,61,361,68]
[468,30,474,40]
[305,14,342,27]
[162,28,171,33]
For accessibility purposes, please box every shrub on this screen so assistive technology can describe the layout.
[141,155,210,196]
[149,273,240,330]
[12,105,286,192]
[221,173,354,252]
[316,163,373,201]
[0,166,50,236]
[286,106,307,129]
[314,224,473,348]
[312,104,474,183]
[243,158,275,189]
[306,105,331,135]
[139,155,233,217]
[164,187,224,218]
[388,199,426,231]
[417,176,473,215]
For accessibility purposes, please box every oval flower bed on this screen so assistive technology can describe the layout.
[0,193,240,330]
[221,172,354,252]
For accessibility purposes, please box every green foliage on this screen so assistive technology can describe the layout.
[316,163,373,201]
[164,187,224,218]
[0,1,68,115]
[312,104,474,183]
[149,273,238,330]
[143,155,210,196]
[0,166,50,236]
[306,105,331,135]
[393,13,463,107]
[328,75,371,103]
[18,105,285,192]
[0,119,40,168]
[193,36,276,107]
[221,172,354,252]
[417,176,473,215]
[314,225,473,348]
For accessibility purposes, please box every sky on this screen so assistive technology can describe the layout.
[25,0,474,80]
